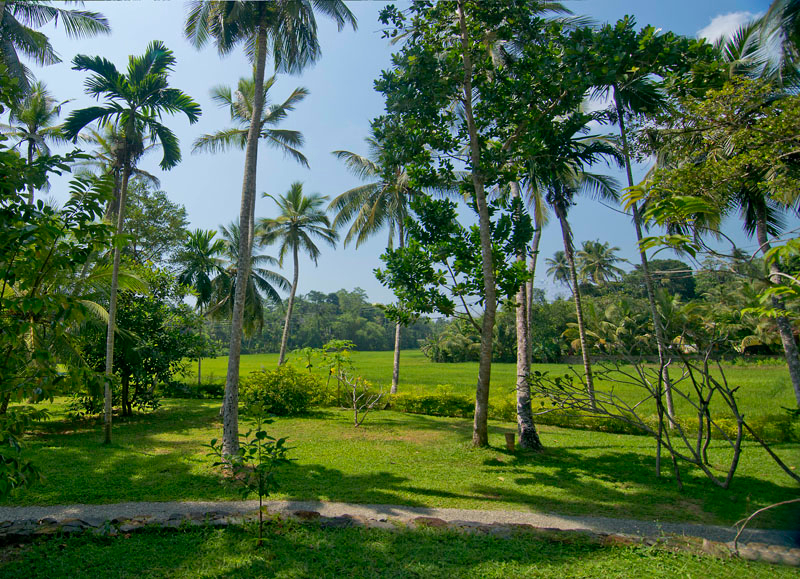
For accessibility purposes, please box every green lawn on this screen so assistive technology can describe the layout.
[184,350,796,421]
[6,399,799,529]
[0,524,792,579]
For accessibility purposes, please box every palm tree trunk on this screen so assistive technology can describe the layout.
[278,245,300,365]
[103,159,132,444]
[556,204,595,407]
[458,0,496,447]
[526,225,542,363]
[755,212,800,406]
[26,140,34,204]
[222,20,269,456]
[391,223,405,394]
[614,90,675,419]
[511,183,542,450]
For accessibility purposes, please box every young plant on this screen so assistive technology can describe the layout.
[343,374,384,427]
[207,409,291,547]
[321,339,356,406]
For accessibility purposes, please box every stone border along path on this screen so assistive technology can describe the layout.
[0,500,798,566]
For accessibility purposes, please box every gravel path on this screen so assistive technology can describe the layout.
[0,499,797,547]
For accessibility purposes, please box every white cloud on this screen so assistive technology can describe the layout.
[697,12,759,43]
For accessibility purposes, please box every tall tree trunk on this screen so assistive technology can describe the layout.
[103,158,132,444]
[526,224,542,364]
[278,245,300,365]
[458,0,496,447]
[391,222,405,394]
[511,183,542,450]
[198,357,202,388]
[26,139,34,204]
[556,204,595,407]
[614,90,676,419]
[222,22,269,456]
[121,374,130,417]
[755,212,800,406]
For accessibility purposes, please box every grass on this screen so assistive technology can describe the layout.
[6,399,799,529]
[0,524,793,578]
[183,350,797,422]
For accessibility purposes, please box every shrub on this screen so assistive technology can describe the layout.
[240,366,320,416]
[389,392,473,418]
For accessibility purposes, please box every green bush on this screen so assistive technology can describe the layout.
[389,392,474,418]
[240,366,320,416]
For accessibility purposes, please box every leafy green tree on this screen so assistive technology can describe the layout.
[621,259,696,300]
[62,41,201,444]
[258,182,337,366]
[123,181,189,266]
[79,265,205,416]
[0,65,119,492]
[0,81,66,202]
[185,0,356,456]
[375,0,582,447]
[572,17,713,420]
[0,1,110,93]
[648,78,800,406]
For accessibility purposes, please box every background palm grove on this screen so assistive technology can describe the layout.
[1,1,800,575]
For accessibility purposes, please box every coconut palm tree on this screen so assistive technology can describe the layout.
[0,81,66,202]
[536,111,621,408]
[329,130,459,394]
[0,1,110,94]
[760,0,800,86]
[210,221,289,336]
[185,0,356,456]
[258,182,338,365]
[577,240,626,287]
[176,229,226,386]
[546,250,570,287]
[61,41,201,445]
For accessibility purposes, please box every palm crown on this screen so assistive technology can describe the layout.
[61,40,201,170]
[184,0,356,73]
[176,229,227,311]
[193,75,308,167]
[210,222,289,335]
[258,182,338,266]
[0,1,110,93]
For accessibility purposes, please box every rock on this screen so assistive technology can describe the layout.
[319,516,355,529]
[37,517,58,525]
[118,522,146,533]
[411,517,449,529]
[292,510,321,521]
[702,538,730,558]
[167,513,185,521]
[488,525,513,539]
[365,520,396,531]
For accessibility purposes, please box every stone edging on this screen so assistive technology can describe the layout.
[1,508,798,567]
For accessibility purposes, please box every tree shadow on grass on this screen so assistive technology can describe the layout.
[476,447,800,529]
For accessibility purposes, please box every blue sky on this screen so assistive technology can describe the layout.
[24,0,779,303]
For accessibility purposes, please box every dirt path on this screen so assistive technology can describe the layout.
[0,499,797,548]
